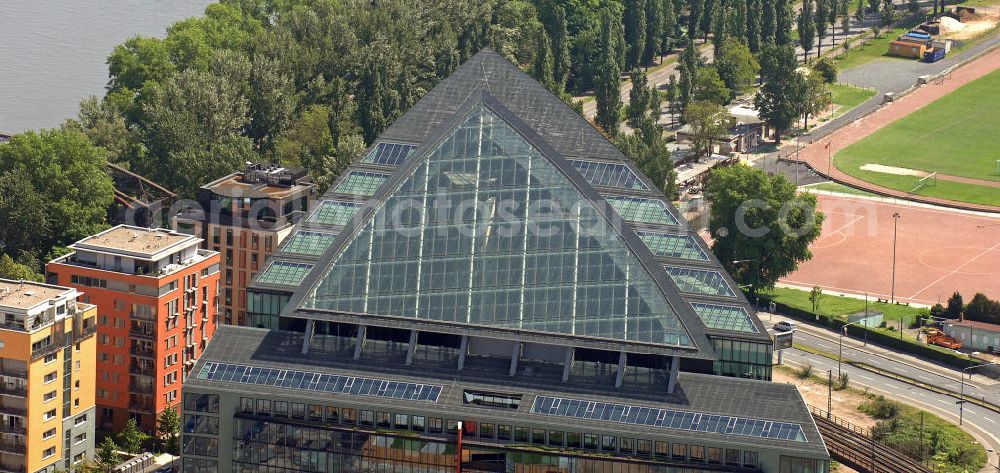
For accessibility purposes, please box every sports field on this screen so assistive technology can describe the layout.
[833,68,1000,206]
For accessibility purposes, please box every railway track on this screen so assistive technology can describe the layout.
[810,408,932,473]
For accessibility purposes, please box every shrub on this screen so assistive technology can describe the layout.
[837,372,850,390]
[813,58,838,83]
[797,363,814,379]
[859,395,900,419]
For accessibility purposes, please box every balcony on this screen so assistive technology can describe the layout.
[0,424,26,435]
[129,327,156,340]
[31,339,65,360]
[0,440,24,455]
[129,403,155,414]
[128,383,154,395]
[76,323,97,340]
[0,383,27,398]
[129,364,156,376]
[130,346,156,358]
[0,405,26,417]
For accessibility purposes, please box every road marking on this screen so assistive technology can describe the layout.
[910,240,1000,299]
[938,399,950,404]
[986,417,996,424]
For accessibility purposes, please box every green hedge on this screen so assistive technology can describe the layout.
[759,295,977,370]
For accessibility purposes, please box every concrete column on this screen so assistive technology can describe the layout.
[615,351,627,388]
[667,356,680,394]
[300,319,315,355]
[457,335,468,371]
[405,330,418,365]
[508,341,521,376]
[353,325,367,360]
[562,347,574,382]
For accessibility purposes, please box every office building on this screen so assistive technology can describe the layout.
[0,280,97,473]
[173,163,313,326]
[183,49,829,473]
[47,226,220,432]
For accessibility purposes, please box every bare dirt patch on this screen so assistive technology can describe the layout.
[773,366,878,430]
[941,7,1000,40]
[858,163,929,176]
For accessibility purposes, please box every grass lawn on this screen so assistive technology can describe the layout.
[832,68,1000,205]
[829,83,876,108]
[835,14,928,69]
[804,181,879,196]
[761,286,926,324]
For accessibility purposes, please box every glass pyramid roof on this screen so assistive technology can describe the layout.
[299,105,695,348]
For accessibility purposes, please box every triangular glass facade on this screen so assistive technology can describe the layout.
[301,106,693,347]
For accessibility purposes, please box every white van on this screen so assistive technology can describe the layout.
[774,320,797,332]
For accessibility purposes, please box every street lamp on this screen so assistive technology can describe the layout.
[959,360,997,426]
[838,321,861,377]
[890,212,901,304]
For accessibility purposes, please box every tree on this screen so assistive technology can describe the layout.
[139,63,255,197]
[732,0,749,42]
[666,74,681,124]
[798,71,831,129]
[624,0,648,69]
[247,56,297,153]
[356,45,403,145]
[644,0,664,64]
[661,0,678,55]
[0,254,43,282]
[964,293,1000,325]
[677,39,700,115]
[96,436,121,471]
[855,0,866,24]
[693,67,732,104]
[616,124,678,198]
[813,57,838,83]
[0,129,114,246]
[776,0,794,45]
[595,14,623,136]
[64,96,141,164]
[706,165,824,293]
[0,169,52,259]
[683,100,735,157]
[712,6,727,59]
[550,6,572,92]
[799,0,817,60]
[627,69,659,129]
[117,418,150,454]
[841,1,853,38]
[532,27,555,89]
[688,0,705,40]
[946,292,964,319]
[157,406,181,455]
[810,285,824,317]
[815,0,831,56]
[754,44,802,144]
[701,0,718,42]
[880,0,896,28]
[868,0,881,20]
[715,38,761,97]
[762,0,778,44]
[746,0,763,52]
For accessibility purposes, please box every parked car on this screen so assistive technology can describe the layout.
[774,320,797,332]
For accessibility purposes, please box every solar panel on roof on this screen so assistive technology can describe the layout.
[569,160,648,191]
[256,261,314,286]
[690,303,758,333]
[531,395,805,442]
[334,171,390,196]
[636,232,708,261]
[362,142,416,166]
[605,196,678,226]
[197,362,442,402]
[664,267,735,297]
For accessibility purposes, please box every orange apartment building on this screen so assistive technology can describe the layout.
[173,163,312,326]
[0,280,97,473]
[47,225,220,433]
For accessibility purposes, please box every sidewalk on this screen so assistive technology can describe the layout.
[761,310,1000,389]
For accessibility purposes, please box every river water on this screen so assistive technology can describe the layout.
[0,0,213,133]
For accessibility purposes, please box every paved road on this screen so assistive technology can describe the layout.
[783,347,1000,471]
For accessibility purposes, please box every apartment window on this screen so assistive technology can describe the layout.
[98,334,110,345]
[567,431,582,448]
[44,371,57,383]
[251,234,259,250]
[726,449,742,466]
[43,428,56,440]
[43,409,56,421]
[100,315,109,326]
[43,446,56,458]
[115,317,125,328]
[114,300,125,311]
[74,380,80,390]
[251,253,258,271]
[74,433,87,444]
[691,445,706,462]
[74,452,86,463]
[44,352,57,364]
[428,417,443,433]
[75,360,81,370]
[75,414,87,426]
[256,399,272,416]
[98,352,109,363]
[113,355,124,366]
[164,371,177,386]
[43,391,57,402]
[166,390,177,403]
[225,249,233,266]
[114,336,124,347]
[584,434,598,450]
[226,230,233,246]
[264,236,272,252]
[744,451,759,467]
[673,443,688,459]
[655,441,669,458]
[97,389,108,399]
[74,398,80,407]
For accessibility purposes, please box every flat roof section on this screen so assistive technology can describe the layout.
[71,225,196,258]
[188,326,827,456]
[0,280,73,311]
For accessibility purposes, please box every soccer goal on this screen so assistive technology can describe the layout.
[909,172,937,193]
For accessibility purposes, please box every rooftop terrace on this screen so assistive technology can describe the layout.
[71,225,196,258]
[0,280,73,311]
